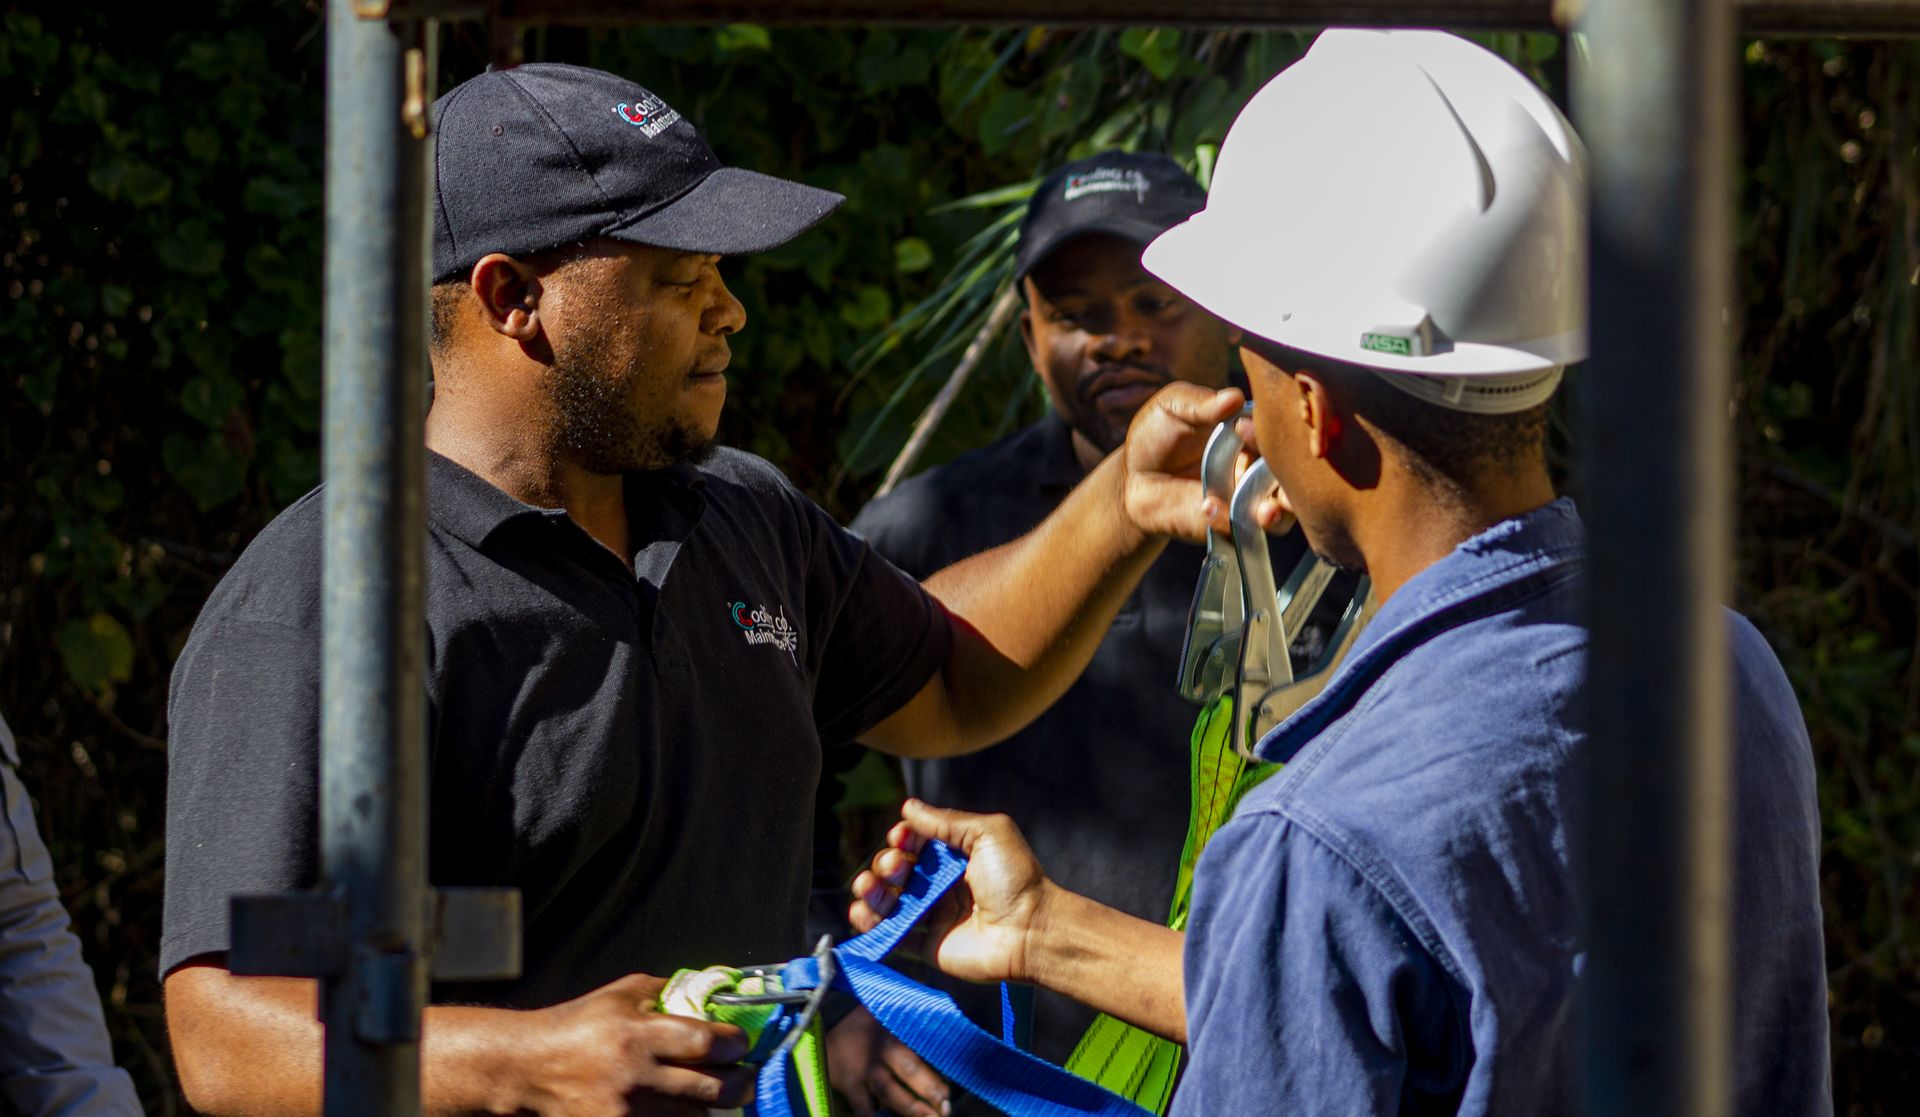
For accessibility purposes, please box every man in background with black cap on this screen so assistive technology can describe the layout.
[840,152,1331,1093]
[159,68,1246,1116]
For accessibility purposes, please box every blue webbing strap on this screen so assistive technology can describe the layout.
[754,840,1151,1117]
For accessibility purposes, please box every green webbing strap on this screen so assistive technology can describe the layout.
[1064,694,1279,1113]
[660,966,836,1117]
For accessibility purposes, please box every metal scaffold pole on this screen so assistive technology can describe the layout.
[316,0,435,1110]
[1575,0,1736,1114]
[226,5,519,1114]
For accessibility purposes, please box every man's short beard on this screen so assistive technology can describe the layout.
[545,334,716,474]
[1060,366,1172,456]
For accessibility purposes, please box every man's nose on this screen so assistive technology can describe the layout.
[1090,314,1150,362]
[706,274,747,336]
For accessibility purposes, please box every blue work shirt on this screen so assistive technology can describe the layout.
[1,713,142,1116]
[1176,499,1830,1117]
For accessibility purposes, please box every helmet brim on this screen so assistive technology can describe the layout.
[1143,211,1586,377]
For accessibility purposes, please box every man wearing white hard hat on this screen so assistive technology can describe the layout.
[850,30,1831,1116]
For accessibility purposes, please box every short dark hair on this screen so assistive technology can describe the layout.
[428,280,465,353]
[1241,335,1550,496]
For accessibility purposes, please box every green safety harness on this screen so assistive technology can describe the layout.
[658,946,838,1116]
[1064,414,1376,1113]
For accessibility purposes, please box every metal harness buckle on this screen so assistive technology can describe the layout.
[707,935,838,1063]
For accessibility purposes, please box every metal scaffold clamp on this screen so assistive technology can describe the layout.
[229,887,523,1042]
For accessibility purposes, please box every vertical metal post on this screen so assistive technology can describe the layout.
[1574,1,1735,1115]
[321,2,434,1111]
[231,6,510,1106]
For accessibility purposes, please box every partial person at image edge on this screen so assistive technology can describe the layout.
[0,710,143,1117]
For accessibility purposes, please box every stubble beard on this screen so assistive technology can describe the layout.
[545,328,716,474]
[1063,364,1173,456]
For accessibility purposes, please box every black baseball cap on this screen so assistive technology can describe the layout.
[432,63,844,282]
[1013,151,1208,281]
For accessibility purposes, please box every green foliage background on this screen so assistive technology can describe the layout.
[0,3,1913,1111]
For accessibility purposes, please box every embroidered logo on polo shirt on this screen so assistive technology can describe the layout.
[730,600,799,663]
[612,94,681,138]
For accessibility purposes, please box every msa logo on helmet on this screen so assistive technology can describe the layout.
[1063,167,1151,204]
[611,94,681,139]
[1361,332,1415,357]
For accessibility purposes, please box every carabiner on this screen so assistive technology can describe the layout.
[1176,407,1252,704]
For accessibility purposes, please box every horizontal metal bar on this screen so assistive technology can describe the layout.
[374,0,1920,35]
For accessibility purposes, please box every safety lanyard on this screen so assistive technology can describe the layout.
[661,839,1152,1117]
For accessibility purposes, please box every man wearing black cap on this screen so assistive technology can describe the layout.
[159,68,1246,1116]
[841,153,1333,1093]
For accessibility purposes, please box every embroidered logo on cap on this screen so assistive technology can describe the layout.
[730,600,799,663]
[612,94,682,139]
[1063,166,1151,204]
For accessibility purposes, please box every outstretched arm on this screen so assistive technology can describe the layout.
[859,384,1244,759]
[165,961,753,1116]
[849,800,1187,1043]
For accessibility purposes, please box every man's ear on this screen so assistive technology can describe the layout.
[470,254,544,343]
[1295,371,1344,461]
[1017,283,1039,368]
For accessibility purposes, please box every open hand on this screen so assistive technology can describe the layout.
[849,799,1052,987]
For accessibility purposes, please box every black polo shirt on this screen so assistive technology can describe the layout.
[848,412,1347,1074]
[163,448,949,1008]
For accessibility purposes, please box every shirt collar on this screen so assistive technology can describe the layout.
[1255,497,1586,763]
[427,450,708,553]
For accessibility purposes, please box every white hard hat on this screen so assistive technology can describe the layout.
[1143,29,1587,413]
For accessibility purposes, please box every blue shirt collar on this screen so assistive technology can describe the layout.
[1255,497,1586,763]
